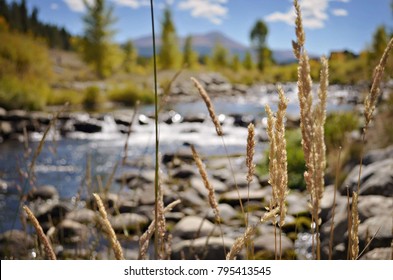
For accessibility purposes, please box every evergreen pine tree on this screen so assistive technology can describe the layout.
[159,7,180,69]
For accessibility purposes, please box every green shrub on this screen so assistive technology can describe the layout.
[325,112,359,149]
[0,76,49,110]
[258,129,306,191]
[83,86,102,110]
[47,89,83,106]
[108,83,153,106]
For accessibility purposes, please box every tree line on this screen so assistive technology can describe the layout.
[0,0,72,49]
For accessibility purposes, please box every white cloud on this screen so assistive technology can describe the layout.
[113,0,150,9]
[178,0,228,25]
[332,8,348,16]
[63,0,149,12]
[265,0,351,29]
[50,3,59,10]
[63,0,93,12]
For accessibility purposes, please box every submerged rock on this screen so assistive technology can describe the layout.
[27,185,59,201]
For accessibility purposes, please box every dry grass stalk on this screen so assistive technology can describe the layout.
[227,207,279,260]
[191,77,223,136]
[139,199,181,259]
[156,171,167,259]
[191,144,221,222]
[23,205,56,260]
[226,225,256,260]
[364,37,393,130]
[93,193,124,260]
[246,123,256,184]
[265,86,289,227]
[350,192,360,260]
[292,0,329,259]
[292,0,305,60]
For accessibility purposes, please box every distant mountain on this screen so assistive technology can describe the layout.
[133,31,247,58]
[133,31,316,64]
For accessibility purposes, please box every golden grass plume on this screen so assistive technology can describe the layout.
[191,77,223,136]
[93,193,124,260]
[23,205,56,260]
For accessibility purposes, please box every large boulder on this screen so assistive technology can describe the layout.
[358,215,392,250]
[363,145,393,165]
[357,195,393,220]
[341,159,393,196]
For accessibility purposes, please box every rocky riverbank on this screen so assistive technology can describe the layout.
[1,143,392,260]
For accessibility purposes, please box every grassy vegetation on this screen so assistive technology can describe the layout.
[0,30,51,110]
[108,83,154,106]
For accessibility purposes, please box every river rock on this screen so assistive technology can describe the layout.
[363,145,393,165]
[358,215,392,249]
[0,121,12,138]
[172,165,196,179]
[0,107,6,118]
[73,119,102,133]
[116,170,155,185]
[176,188,207,208]
[190,177,228,195]
[232,114,255,127]
[219,188,271,206]
[5,110,30,121]
[357,195,393,220]
[56,219,89,244]
[66,208,96,225]
[341,158,393,196]
[171,236,234,260]
[253,233,294,258]
[27,185,59,201]
[183,114,206,123]
[205,203,238,223]
[35,202,71,227]
[0,230,34,259]
[286,191,309,216]
[109,213,148,233]
[320,185,347,222]
[162,152,194,166]
[172,216,220,239]
[360,248,392,260]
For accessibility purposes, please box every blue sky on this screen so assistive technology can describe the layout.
[11,0,393,55]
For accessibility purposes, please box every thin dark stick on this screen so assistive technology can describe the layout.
[149,0,159,260]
